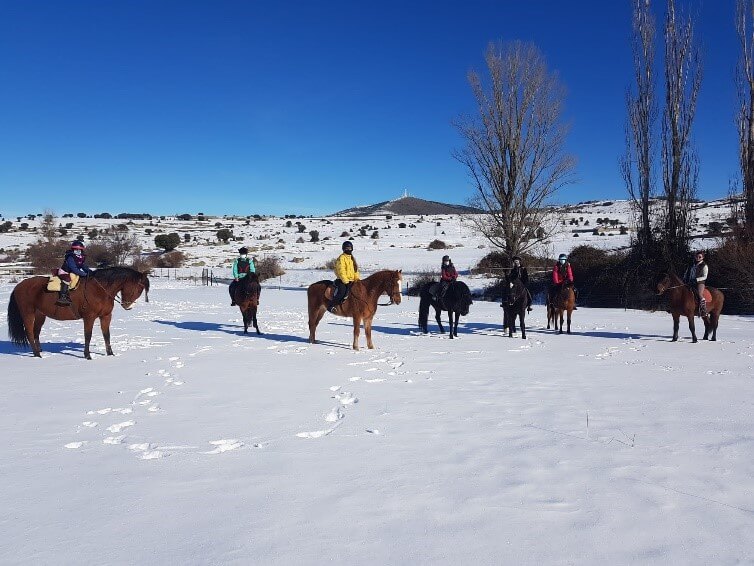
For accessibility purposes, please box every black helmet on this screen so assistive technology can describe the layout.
[70,240,85,250]
[558,253,567,261]
[442,255,450,262]
[238,247,248,255]
[512,255,522,262]
[342,241,353,251]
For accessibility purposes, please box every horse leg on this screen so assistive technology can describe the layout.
[672,314,680,341]
[435,306,444,333]
[23,311,41,357]
[702,316,710,340]
[448,310,454,339]
[558,310,564,334]
[566,309,572,334]
[454,312,460,337]
[100,313,114,355]
[253,307,261,335]
[83,316,95,359]
[364,316,374,349]
[710,312,718,341]
[33,313,46,353]
[688,315,697,343]
[308,306,325,344]
[507,309,514,337]
[520,307,526,339]
[352,316,362,350]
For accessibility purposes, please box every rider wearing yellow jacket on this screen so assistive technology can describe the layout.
[329,241,360,312]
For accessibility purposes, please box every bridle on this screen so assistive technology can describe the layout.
[377,274,402,306]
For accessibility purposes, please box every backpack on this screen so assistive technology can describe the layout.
[237,257,251,274]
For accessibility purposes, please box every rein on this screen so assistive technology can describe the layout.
[91,276,124,305]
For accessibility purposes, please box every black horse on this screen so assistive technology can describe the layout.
[502,278,528,339]
[418,280,473,338]
[232,273,262,334]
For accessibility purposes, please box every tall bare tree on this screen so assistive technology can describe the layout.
[661,0,702,259]
[454,41,576,258]
[622,0,658,256]
[736,0,754,237]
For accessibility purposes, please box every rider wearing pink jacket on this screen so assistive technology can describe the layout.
[552,254,574,285]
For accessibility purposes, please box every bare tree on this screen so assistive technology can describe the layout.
[454,41,576,258]
[622,0,658,255]
[98,227,141,265]
[660,0,702,259]
[736,0,754,237]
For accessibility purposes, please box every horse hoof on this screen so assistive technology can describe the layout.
[692,338,698,343]
[711,337,716,342]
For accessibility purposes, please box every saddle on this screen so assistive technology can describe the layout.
[46,273,80,292]
[324,281,351,307]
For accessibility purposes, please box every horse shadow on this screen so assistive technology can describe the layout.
[152,320,310,344]
[331,321,414,336]
[0,340,84,357]
[461,321,668,341]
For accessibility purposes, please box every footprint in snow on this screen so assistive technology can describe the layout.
[107,420,135,433]
[147,405,161,413]
[325,407,345,422]
[334,392,358,405]
[140,450,166,460]
[329,385,342,392]
[64,441,88,449]
[204,439,244,454]
[129,443,157,451]
[82,421,98,428]
[103,435,126,445]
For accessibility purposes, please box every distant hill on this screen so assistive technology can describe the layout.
[332,196,482,217]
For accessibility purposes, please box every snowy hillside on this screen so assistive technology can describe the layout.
[0,198,737,282]
[1,279,752,564]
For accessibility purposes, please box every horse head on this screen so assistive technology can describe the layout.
[654,271,673,296]
[386,270,403,305]
[120,270,150,310]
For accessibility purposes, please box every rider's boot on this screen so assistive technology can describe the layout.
[57,282,72,306]
[699,297,707,317]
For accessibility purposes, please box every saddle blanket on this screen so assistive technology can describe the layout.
[701,289,712,304]
[47,273,80,292]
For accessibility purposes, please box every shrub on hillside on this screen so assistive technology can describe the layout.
[427,239,447,250]
[149,250,187,268]
[256,256,285,281]
[26,239,70,274]
[216,228,233,243]
[406,270,436,296]
[309,230,320,242]
[154,233,181,251]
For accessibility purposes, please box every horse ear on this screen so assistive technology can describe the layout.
[398,269,402,274]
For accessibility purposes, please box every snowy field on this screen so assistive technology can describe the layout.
[1,277,753,564]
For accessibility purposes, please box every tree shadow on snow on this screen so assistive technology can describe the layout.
[152,319,310,344]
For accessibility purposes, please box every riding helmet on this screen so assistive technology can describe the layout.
[442,255,450,262]
[70,240,85,250]
[558,253,567,261]
[238,247,248,255]
[342,241,353,252]
[512,255,521,262]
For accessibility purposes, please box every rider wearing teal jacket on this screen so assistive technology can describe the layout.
[230,247,256,306]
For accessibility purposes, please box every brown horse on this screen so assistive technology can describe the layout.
[233,273,261,335]
[547,283,575,334]
[307,270,402,350]
[7,267,150,359]
[655,271,724,342]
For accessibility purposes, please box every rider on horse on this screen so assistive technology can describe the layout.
[328,241,360,313]
[432,255,458,302]
[549,253,576,309]
[506,255,532,312]
[57,240,93,306]
[684,250,709,316]
[229,247,256,306]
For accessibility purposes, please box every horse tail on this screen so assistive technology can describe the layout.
[418,286,431,330]
[7,291,29,347]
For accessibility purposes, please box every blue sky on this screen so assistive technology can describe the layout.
[0,0,743,216]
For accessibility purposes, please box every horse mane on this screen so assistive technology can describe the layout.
[92,266,147,287]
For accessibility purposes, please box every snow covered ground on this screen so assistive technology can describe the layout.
[2,278,753,564]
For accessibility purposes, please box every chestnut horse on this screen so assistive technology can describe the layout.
[233,273,261,335]
[307,270,402,350]
[547,282,575,334]
[655,271,724,342]
[7,267,150,359]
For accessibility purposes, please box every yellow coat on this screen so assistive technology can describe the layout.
[334,253,360,283]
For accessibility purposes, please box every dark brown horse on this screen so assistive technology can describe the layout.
[502,278,528,339]
[7,267,150,359]
[233,273,261,334]
[547,283,575,334]
[655,271,724,342]
[307,270,402,350]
